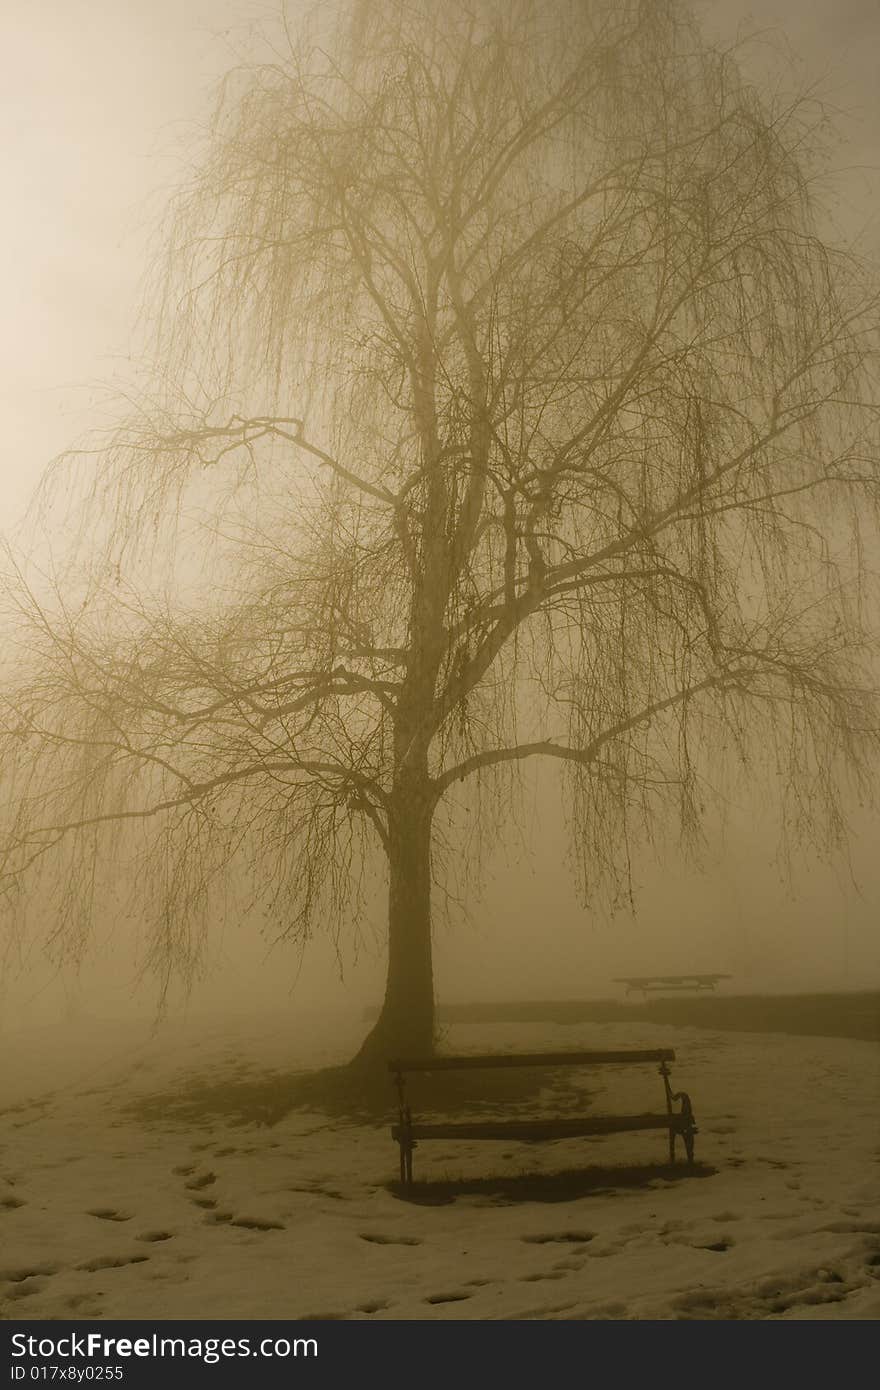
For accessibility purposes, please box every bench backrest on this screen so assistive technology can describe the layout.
[388,1048,675,1073]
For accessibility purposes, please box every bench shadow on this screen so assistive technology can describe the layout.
[390,1162,715,1205]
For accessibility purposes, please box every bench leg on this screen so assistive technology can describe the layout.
[662,1066,698,1169]
[677,1092,697,1166]
[684,1125,696,1166]
[397,1135,415,1186]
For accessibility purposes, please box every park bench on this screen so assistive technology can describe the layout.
[388,1048,697,1187]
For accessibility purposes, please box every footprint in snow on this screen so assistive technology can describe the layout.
[230,1216,285,1231]
[6,1279,50,1300]
[185,1172,217,1190]
[3,1264,58,1282]
[521,1231,594,1245]
[359,1232,422,1246]
[77,1254,150,1272]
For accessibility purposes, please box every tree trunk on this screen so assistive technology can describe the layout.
[352,779,435,1068]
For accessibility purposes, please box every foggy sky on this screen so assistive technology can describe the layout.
[2,0,879,1031]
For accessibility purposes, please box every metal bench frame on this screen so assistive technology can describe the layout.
[389,1049,697,1187]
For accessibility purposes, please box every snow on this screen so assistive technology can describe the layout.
[1,1009,878,1321]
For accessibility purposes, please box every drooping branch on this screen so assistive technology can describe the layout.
[2,0,878,1037]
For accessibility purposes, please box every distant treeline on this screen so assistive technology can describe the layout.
[434,993,880,1043]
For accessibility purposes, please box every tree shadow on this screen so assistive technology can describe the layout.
[126,1062,590,1128]
[390,1162,716,1205]
[129,1070,313,1128]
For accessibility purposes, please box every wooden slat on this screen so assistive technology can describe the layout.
[392,1113,686,1142]
[388,1048,675,1073]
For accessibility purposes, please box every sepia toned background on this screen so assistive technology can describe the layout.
[1,0,878,1034]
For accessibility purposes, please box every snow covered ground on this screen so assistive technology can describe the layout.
[1,1009,878,1321]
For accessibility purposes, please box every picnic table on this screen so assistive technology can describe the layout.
[614,973,731,997]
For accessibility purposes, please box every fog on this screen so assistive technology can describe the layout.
[2,0,879,1046]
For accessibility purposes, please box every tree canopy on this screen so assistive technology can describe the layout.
[1,0,878,1061]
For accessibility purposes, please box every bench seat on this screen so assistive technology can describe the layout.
[393,1112,689,1143]
[390,1048,675,1071]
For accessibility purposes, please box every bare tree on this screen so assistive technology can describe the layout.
[1,0,878,1064]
